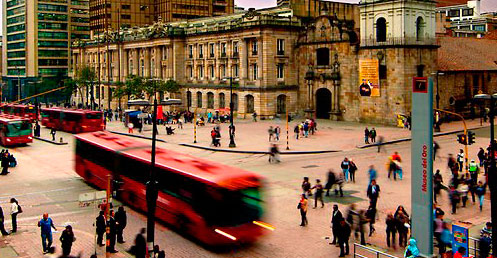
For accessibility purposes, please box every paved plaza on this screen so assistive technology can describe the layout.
[0,117,492,258]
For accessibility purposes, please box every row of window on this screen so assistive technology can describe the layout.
[71,9,88,15]
[38,13,68,21]
[39,31,68,39]
[71,0,87,6]
[39,59,68,66]
[7,60,25,67]
[71,25,90,31]
[7,42,25,50]
[6,6,25,16]
[7,33,25,41]
[71,33,90,40]
[39,50,68,57]
[39,22,68,30]
[6,0,25,8]
[39,68,68,76]
[38,40,68,48]
[186,92,287,113]
[7,51,25,58]
[185,64,261,81]
[39,4,68,12]
[7,24,25,33]
[7,15,25,25]
[447,8,474,17]
[71,17,89,23]
[7,69,25,76]
[187,39,285,59]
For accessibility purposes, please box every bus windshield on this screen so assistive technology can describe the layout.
[86,113,102,120]
[199,187,263,227]
[6,121,32,137]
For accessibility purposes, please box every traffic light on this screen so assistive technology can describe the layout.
[457,133,467,145]
[467,131,476,145]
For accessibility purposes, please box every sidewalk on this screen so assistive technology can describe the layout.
[105,118,486,153]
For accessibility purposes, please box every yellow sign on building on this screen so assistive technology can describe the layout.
[359,59,380,97]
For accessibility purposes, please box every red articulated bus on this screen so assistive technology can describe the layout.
[75,131,271,245]
[0,104,37,122]
[0,114,33,146]
[41,108,104,133]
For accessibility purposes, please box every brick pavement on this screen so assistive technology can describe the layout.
[0,118,491,258]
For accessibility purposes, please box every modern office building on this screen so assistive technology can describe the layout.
[89,0,235,34]
[2,0,90,101]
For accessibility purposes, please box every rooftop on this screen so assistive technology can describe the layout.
[437,35,497,71]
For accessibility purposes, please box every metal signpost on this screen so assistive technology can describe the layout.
[410,77,434,256]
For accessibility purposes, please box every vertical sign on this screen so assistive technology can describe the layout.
[359,59,380,97]
[452,223,469,256]
[411,77,434,256]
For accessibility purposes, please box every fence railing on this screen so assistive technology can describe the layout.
[354,243,399,258]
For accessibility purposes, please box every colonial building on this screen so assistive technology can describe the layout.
[71,0,440,125]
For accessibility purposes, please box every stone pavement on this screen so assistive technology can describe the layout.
[0,118,491,258]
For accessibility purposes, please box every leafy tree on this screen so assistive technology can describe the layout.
[75,65,97,107]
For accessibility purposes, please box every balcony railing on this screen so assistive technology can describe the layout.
[360,37,437,47]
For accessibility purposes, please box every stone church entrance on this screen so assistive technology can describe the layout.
[316,88,332,119]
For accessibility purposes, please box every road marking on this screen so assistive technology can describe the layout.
[0,187,76,201]
[4,210,89,224]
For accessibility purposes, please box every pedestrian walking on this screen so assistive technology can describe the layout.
[298,194,308,226]
[302,177,312,197]
[457,181,469,207]
[1,152,9,175]
[311,179,324,208]
[475,181,487,211]
[364,127,370,144]
[294,125,299,140]
[366,205,376,236]
[404,239,420,258]
[303,122,309,137]
[340,158,350,182]
[325,170,336,197]
[60,225,76,257]
[106,210,118,253]
[268,126,274,141]
[115,206,127,243]
[50,128,56,141]
[10,198,19,233]
[457,149,464,172]
[334,172,344,197]
[34,122,41,137]
[367,180,380,210]
[349,159,357,183]
[252,112,257,122]
[385,213,397,249]
[38,213,57,254]
[478,147,486,167]
[0,205,9,235]
[95,211,105,246]
[370,128,377,143]
[337,219,351,257]
[330,204,343,245]
[434,169,443,203]
[394,206,409,247]
[274,126,281,141]
[377,136,385,153]
[128,123,134,134]
[479,222,492,258]
[449,186,460,214]
[268,144,280,163]
[131,228,146,258]
[368,165,377,185]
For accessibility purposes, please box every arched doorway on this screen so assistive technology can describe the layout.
[316,88,332,119]
[245,95,254,113]
[277,94,286,114]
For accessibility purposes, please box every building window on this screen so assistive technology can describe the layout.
[162,47,167,60]
[448,9,460,17]
[473,25,485,31]
[197,92,202,108]
[316,48,330,66]
[129,60,134,75]
[233,64,239,77]
[277,64,284,79]
[198,65,204,79]
[252,64,258,80]
[462,8,473,16]
[376,17,387,42]
[187,91,192,107]
[252,40,258,55]
[416,17,424,41]
[220,65,226,78]
[150,59,155,77]
[207,92,214,109]
[277,39,285,55]
[473,74,480,95]
[233,42,239,57]
[209,65,215,79]
[187,66,193,79]
[219,93,225,108]
[221,43,227,57]
[232,93,238,111]
[140,60,144,76]
[188,45,193,58]
[199,44,204,58]
[121,14,131,19]
[122,4,131,9]
[209,43,215,58]
[246,95,254,113]
[277,94,286,114]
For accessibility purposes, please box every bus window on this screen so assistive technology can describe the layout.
[6,121,31,137]
[86,113,102,120]
[64,113,82,122]
[75,139,116,171]
[41,111,49,118]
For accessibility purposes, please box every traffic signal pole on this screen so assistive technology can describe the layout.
[435,108,469,174]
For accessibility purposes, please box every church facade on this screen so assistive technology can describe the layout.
[71,0,438,125]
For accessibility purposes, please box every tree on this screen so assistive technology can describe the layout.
[76,65,97,108]
[62,78,77,103]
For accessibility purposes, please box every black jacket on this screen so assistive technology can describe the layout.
[115,210,127,229]
[337,222,351,240]
[96,215,106,233]
[107,217,116,234]
[367,184,380,199]
[134,233,147,258]
[331,210,343,226]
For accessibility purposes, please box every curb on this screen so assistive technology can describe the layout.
[357,125,487,149]
[107,130,167,143]
[34,137,68,145]
[179,143,341,155]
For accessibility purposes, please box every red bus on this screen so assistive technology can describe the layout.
[41,108,104,133]
[0,114,33,146]
[1,104,37,122]
[75,131,270,245]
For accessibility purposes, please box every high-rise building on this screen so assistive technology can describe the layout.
[89,0,235,34]
[1,0,90,101]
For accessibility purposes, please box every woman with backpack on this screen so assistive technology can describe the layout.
[10,198,21,233]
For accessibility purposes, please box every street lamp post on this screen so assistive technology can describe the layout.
[474,93,497,258]
[223,77,238,148]
[128,97,181,256]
